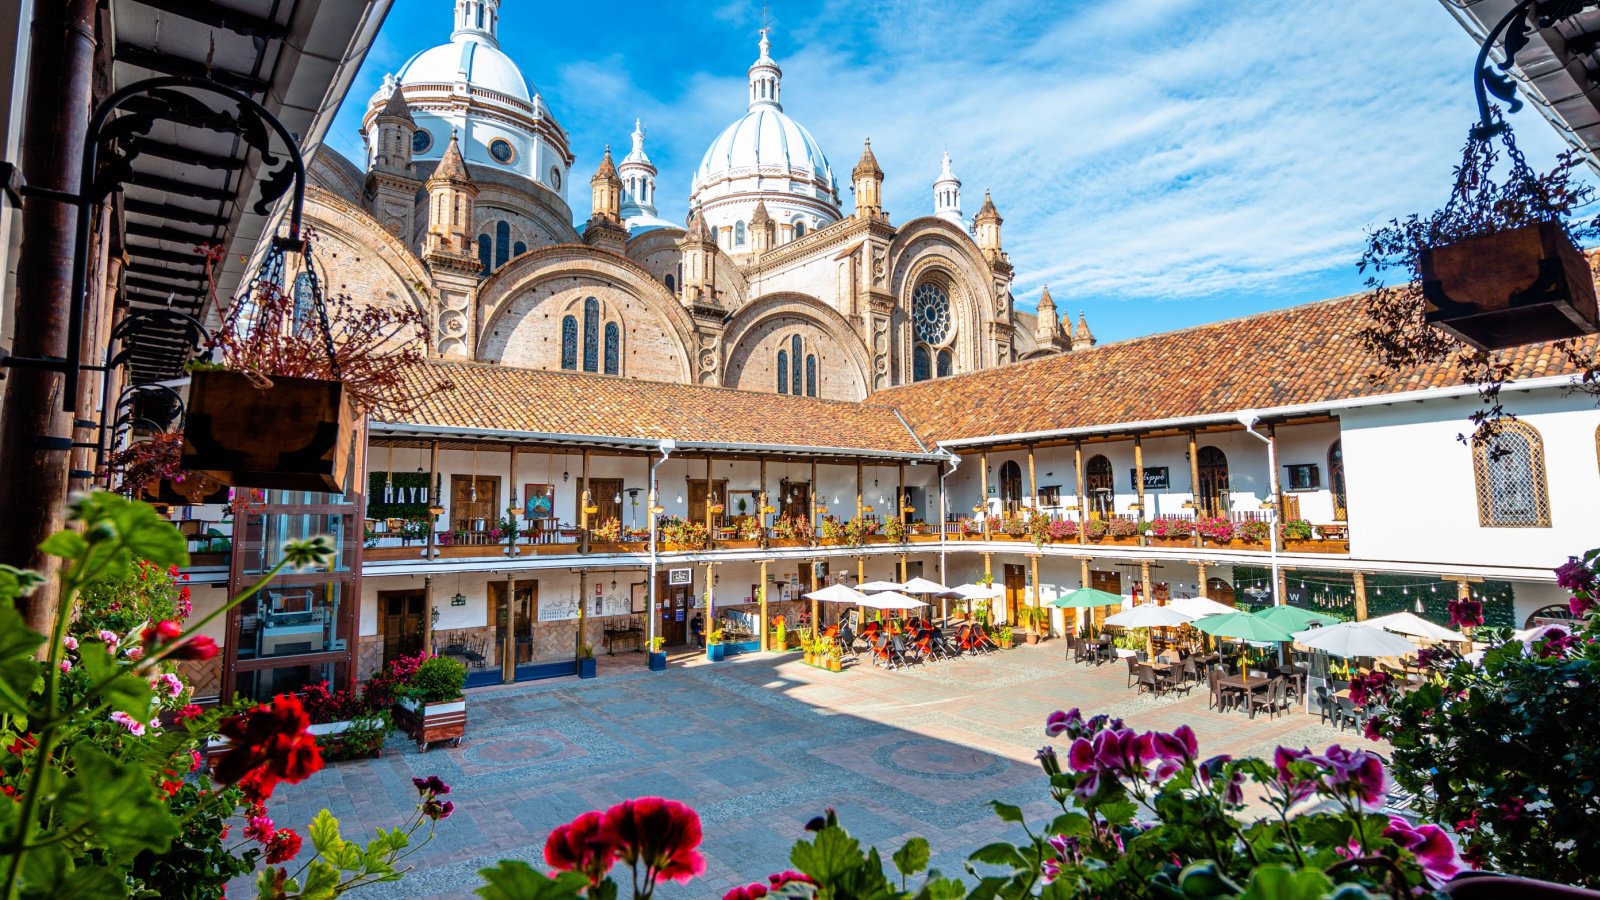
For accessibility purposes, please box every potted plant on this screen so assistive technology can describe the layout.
[991,623,1014,649]
[706,628,726,662]
[823,643,842,672]
[298,680,391,762]
[1197,516,1235,546]
[1236,519,1271,545]
[1084,519,1108,542]
[771,614,787,651]
[883,516,907,543]
[393,654,467,753]
[1147,516,1195,544]
[647,636,667,671]
[578,643,597,678]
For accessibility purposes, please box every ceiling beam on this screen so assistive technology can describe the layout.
[113,43,270,95]
[124,244,212,266]
[122,170,235,202]
[122,197,229,226]
[124,220,219,244]
[123,0,289,40]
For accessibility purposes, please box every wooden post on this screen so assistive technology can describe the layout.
[1030,554,1042,634]
[580,449,592,554]
[759,457,768,535]
[503,573,517,684]
[704,561,716,645]
[507,446,519,555]
[759,559,770,650]
[897,461,905,525]
[899,553,908,582]
[1187,430,1201,547]
[427,440,441,560]
[857,555,866,626]
[1352,571,1369,621]
[1140,560,1152,607]
[980,452,991,537]
[811,459,820,539]
[1195,561,1208,598]
[855,461,864,519]
[1073,442,1087,545]
[1027,445,1038,513]
[1267,423,1281,556]
[576,569,586,662]
[1134,436,1145,518]
[422,574,435,657]
[704,455,714,548]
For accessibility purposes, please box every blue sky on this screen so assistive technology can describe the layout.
[326,0,1583,344]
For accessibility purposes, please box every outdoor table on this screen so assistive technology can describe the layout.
[1218,674,1272,718]
[1145,660,1179,690]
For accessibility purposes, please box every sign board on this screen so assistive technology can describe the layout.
[1128,467,1170,491]
[668,568,692,586]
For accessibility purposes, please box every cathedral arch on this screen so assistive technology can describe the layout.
[722,292,872,401]
[888,217,1002,378]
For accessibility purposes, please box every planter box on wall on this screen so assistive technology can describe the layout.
[394,697,466,752]
[182,370,354,492]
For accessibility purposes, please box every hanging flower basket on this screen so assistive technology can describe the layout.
[182,370,355,492]
[1421,220,1597,351]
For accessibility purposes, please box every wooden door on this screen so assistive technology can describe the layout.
[687,479,728,528]
[779,479,811,522]
[1206,577,1236,607]
[1196,446,1230,518]
[1090,570,1121,594]
[1085,455,1113,519]
[589,478,623,527]
[488,580,536,668]
[1004,564,1026,623]
[451,474,501,536]
[999,461,1023,514]
[658,579,690,645]
[379,590,426,663]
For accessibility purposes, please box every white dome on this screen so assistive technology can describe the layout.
[693,107,832,191]
[397,38,531,104]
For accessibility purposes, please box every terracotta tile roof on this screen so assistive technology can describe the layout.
[879,293,1600,444]
[382,360,929,455]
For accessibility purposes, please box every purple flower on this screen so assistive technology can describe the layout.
[1316,745,1389,811]
[1045,708,1081,738]
[1066,738,1096,773]
[1036,746,1061,776]
[1572,594,1596,617]
[412,775,450,796]
[1556,558,1595,592]
[1072,769,1102,802]
[1274,746,1318,803]
[1151,725,1197,763]
[1384,817,1462,884]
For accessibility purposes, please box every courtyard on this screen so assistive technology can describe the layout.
[254,644,1377,898]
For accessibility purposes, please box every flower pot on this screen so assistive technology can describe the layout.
[182,370,356,492]
[394,696,466,753]
[826,656,841,672]
[707,643,726,662]
[578,657,597,678]
[648,651,667,671]
[803,651,815,666]
[1421,221,1599,351]
[1024,631,1040,645]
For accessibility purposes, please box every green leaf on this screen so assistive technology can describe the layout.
[475,861,588,899]
[790,827,865,883]
[0,565,45,605]
[1238,863,1336,900]
[919,876,968,900]
[990,801,1025,824]
[38,530,88,564]
[1046,812,1091,838]
[968,842,1025,868]
[309,809,342,856]
[892,836,931,878]
[1094,797,1139,826]
[0,602,45,718]
[300,860,342,900]
[56,743,179,858]
[76,642,153,718]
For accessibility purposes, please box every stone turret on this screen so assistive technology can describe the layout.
[1033,286,1065,352]
[422,133,482,359]
[852,138,884,220]
[750,199,773,254]
[364,78,422,241]
[584,146,628,254]
[1072,311,1097,351]
[678,208,719,307]
[973,190,1003,258]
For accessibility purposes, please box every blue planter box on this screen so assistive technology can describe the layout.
[723,640,761,657]
[648,651,667,671]
[706,644,726,662]
[578,657,597,678]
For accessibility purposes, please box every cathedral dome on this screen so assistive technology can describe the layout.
[689,32,841,250]
[397,38,531,104]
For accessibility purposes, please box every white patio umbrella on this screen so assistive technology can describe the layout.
[1293,622,1417,658]
[804,583,869,634]
[950,583,1004,599]
[857,580,906,592]
[900,576,949,594]
[1167,596,1237,619]
[1364,612,1467,643]
[1105,604,1192,657]
[860,591,928,610]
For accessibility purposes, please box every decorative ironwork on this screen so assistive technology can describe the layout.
[1473,1,1600,133]
[1472,420,1551,527]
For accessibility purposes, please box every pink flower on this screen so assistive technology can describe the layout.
[58,660,70,674]
[1556,558,1595,592]
[1273,746,1318,803]
[1151,725,1197,763]
[1315,745,1389,811]
[1571,593,1596,617]
[190,749,204,772]
[62,636,77,652]
[98,630,118,646]
[152,673,184,698]
[245,814,276,843]
[125,646,144,661]
[1384,817,1462,884]
[1066,738,1096,773]
[1045,708,1082,738]
[1447,598,1483,629]
[110,711,145,737]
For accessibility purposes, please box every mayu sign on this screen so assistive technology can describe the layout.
[367,471,433,519]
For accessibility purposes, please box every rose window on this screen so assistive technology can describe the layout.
[913,283,951,345]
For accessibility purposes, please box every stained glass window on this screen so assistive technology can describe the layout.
[477,235,491,276]
[791,336,802,394]
[912,282,951,344]
[806,354,817,397]
[291,273,314,335]
[560,316,578,370]
[937,348,952,377]
[582,298,599,372]
[603,322,620,375]
[912,345,931,382]
[495,222,510,269]
[513,241,526,258]
[777,350,789,394]
[794,221,806,238]
[735,221,746,246]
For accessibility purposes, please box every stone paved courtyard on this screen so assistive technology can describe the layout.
[254,644,1379,898]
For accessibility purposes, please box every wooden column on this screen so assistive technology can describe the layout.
[504,572,517,684]
[1277,569,1289,608]
[703,561,715,644]
[811,459,820,538]
[1195,561,1208,599]
[856,555,866,627]
[1140,560,1152,607]
[1030,554,1042,622]
[1187,430,1201,547]
[1027,444,1038,513]
[896,461,905,524]
[427,440,441,560]
[1073,442,1087,545]
[759,559,770,650]
[576,570,586,662]
[759,457,768,535]
[1073,558,1090,634]
[704,455,714,546]
[855,461,864,518]
[980,452,991,537]
[1267,423,1281,555]
[422,574,435,657]
[507,446,520,555]
[1134,436,1145,518]
[579,449,592,554]
[898,553,908,582]
[1352,571,1369,621]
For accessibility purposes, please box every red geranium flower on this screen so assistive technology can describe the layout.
[723,886,767,900]
[213,695,322,793]
[265,828,303,864]
[544,810,617,886]
[602,797,705,885]
[140,620,218,661]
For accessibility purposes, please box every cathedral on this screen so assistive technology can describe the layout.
[303,0,1097,401]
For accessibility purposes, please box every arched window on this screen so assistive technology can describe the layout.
[477,234,491,276]
[734,220,746,246]
[794,220,806,239]
[912,345,931,382]
[1329,441,1347,520]
[560,316,578,370]
[998,460,1023,513]
[291,273,314,335]
[777,350,789,394]
[582,297,600,372]
[495,222,511,269]
[513,241,526,258]
[603,322,620,375]
[1473,422,1550,527]
[476,3,484,27]
[936,349,952,377]
[1086,454,1114,519]
[790,336,803,393]
[1196,446,1230,518]
[805,354,817,397]
[664,273,675,292]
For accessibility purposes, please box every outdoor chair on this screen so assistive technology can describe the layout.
[463,636,487,669]
[1251,678,1286,720]
[1180,656,1200,686]
[1125,654,1141,688]
[1067,635,1082,663]
[1207,667,1234,713]
[1335,696,1359,732]
[890,634,914,668]
[1284,671,1306,705]
[871,636,892,669]
[1135,665,1163,697]
[837,625,857,660]
[1314,686,1335,726]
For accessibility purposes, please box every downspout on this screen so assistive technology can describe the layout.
[647,439,675,653]
[939,448,961,597]
[1237,412,1281,608]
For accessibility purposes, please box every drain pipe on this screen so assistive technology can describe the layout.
[1237,412,1281,608]
[647,439,676,653]
[938,448,961,618]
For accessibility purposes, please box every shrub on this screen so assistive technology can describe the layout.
[407,655,466,703]
[1281,518,1314,540]
[74,559,192,636]
[1085,518,1108,539]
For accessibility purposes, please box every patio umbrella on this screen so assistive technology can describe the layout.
[1191,612,1295,643]
[900,576,949,594]
[1364,612,1467,643]
[1293,622,1417,658]
[804,583,869,635]
[1253,605,1338,633]
[951,583,1003,599]
[1050,588,1124,609]
[857,580,906,592]
[1167,596,1236,619]
[860,591,928,610]
[1105,604,1193,658]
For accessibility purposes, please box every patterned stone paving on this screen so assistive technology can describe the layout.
[247,644,1380,899]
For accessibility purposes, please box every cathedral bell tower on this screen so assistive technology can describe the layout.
[422,133,482,359]
[364,80,422,242]
[851,138,885,221]
[584,146,629,254]
[678,209,719,309]
[1033,286,1066,353]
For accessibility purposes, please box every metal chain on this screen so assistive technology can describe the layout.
[294,240,343,379]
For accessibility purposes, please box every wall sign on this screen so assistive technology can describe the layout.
[366,471,432,519]
[668,568,692,586]
[1128,467,1170,491]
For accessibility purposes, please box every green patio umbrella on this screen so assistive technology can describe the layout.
[1191,612,1295,643]
[1051,588,1124,609]
[1252,605,1338,633]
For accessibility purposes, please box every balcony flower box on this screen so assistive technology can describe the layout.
[394,696,465,753]
[720,538,761,550]
[768,537,811,548]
